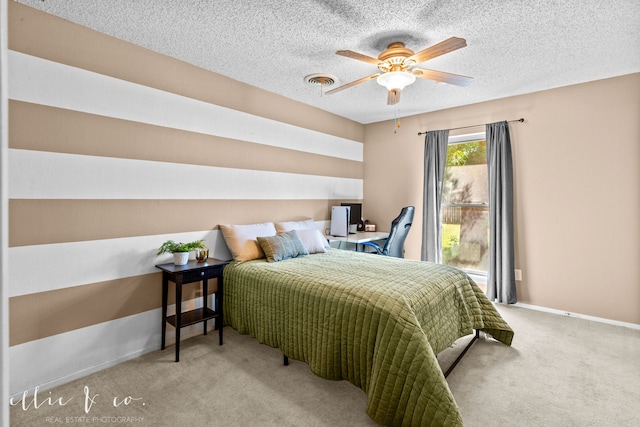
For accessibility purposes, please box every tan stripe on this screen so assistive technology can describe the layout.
[8,2,364,139]
[9,199,357,247]
[9,101,363,179]
[9,273,219,346]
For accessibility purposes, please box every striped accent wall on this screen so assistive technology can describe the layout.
[8,3,363,395]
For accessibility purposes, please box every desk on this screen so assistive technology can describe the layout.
[156,258,230,362]
[327,231,389,251]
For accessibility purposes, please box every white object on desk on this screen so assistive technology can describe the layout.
[330,205,350,237]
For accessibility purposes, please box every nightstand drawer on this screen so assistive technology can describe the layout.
[180,266,223,283]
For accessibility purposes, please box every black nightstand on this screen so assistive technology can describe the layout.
[156,258,230,362]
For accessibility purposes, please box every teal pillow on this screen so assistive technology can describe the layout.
[257,230,309,262]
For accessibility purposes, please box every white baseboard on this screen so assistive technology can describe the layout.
[10,346,159,401]
[514,302,640,330]
[9,308,216,398]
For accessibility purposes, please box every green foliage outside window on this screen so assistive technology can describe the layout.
[446,140,486,166]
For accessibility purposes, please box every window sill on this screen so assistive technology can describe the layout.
[466,272,487,287]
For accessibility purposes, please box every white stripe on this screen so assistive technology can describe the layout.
[9,149,363,200]
[8,50,363,162]
[9,308,210,396]
[9,231,232,298]
[10,221,326,297]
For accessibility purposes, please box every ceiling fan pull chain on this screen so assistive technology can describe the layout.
[394,109,400,133]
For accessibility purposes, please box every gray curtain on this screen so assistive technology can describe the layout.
[421,130,449,262]
[486,121,517,303]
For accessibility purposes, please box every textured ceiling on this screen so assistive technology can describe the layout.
[16,0,640,124]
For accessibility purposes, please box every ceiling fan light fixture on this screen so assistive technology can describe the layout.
[329,37,471,104]
[376,71,416,91]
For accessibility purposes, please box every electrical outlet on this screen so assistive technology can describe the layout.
[514,269,522,281]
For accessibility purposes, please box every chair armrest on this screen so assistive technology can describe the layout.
[361,241,383,254]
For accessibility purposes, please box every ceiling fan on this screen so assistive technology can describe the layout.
[326,37,473,105]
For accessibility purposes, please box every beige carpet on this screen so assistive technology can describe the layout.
[10,305,640,426]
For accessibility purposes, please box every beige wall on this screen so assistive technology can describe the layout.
[364,73,640,324]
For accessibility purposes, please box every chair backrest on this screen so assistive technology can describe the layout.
[381,206,415,258]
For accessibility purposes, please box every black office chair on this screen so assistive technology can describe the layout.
[361,206,415,258]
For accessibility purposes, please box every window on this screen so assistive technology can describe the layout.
[441,132,488,276]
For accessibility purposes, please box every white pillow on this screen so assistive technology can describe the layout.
[275,219,328,253]
[219,222,277,261]
[294,229,328,254]
[275,219,317,233]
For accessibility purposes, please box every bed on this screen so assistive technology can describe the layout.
[222,241,513,426]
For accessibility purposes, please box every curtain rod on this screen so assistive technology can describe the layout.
[417,118,525,136]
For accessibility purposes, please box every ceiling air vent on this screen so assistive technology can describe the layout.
[304,73,338,87]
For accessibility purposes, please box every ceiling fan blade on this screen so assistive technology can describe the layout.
[412,68,474,87]
[407,37,467,65]
[387,89,401,105]
[336,50,382,66]
[325,73,380,95]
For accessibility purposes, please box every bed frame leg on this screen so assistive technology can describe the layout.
[444,329,480,378]
[283,355,289,366]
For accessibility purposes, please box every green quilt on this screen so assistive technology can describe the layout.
[223,249,513,426]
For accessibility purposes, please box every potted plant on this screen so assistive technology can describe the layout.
[157,240,207,265]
